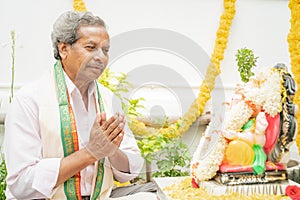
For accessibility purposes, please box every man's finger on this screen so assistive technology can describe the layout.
[119,114,125,123]
[106,123,124,141]
[92,114,101,128]
[112,131,124,147]
[102,113,118,130]
[99,112,106,125]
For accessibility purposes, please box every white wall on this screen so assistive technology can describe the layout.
[0,0,291,118]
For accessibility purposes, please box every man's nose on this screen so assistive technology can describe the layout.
[94,49,106,60]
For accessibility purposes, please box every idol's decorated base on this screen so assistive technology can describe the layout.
[154,177,295,199]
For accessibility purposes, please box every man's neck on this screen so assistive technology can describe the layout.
[75,80,90,110]
[63,68,91,110]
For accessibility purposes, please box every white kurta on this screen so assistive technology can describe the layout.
[4,67,144,199]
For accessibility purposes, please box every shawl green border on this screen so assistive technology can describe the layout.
[54,61,77,199]
[54,61,106,199]
[91,82,105,199]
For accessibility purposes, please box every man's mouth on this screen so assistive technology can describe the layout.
[90,64,105,70]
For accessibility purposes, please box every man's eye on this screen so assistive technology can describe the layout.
[103,48,109,53]
[86,46,95,50]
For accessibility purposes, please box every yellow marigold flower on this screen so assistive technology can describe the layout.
[288,0,300,153]
[114,181,130,187]
[73,0,87,12]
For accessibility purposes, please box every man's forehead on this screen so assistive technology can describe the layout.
[76,26,110,42]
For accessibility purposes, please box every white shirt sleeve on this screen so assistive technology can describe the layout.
[4,86,60,199]
[112,123,144,183]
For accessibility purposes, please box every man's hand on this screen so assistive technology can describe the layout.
[55,113,126,188]
[86,113,125,160]
[102,113,125,147]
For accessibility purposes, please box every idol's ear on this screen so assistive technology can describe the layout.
[58,42,69,60]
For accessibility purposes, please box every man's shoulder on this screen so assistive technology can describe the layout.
[16,80,39,98]
[16,69,52,99]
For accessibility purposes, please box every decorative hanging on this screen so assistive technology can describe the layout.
[129,0,236,138]
[287,0,300,152]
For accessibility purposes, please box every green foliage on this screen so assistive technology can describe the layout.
[161,116,169,128]
[98,68,145,118]
[151,115,170,129]
[0,156,7,200]
[235,47,258,83]
[138,134,191,177]
[99,67,191,178]
[152,137,191,177]
[137,134,170,163]
[123,97,145,117]
[98,68,132,99]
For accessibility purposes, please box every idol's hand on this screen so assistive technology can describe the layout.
[86,113,124,160]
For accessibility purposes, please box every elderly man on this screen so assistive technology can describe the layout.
[4,11,150,199]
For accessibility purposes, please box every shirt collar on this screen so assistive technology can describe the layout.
[63,70,96,97]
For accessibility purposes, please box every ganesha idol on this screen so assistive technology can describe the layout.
[191,63,298,186]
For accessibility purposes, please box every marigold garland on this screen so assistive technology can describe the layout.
[287,0,300,153]
[73,0,87,12]
[129,0,236,137]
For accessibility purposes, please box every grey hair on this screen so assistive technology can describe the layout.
[51,11,106,60]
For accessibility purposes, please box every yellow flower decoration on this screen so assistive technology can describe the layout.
[73,0,87,12]
[164,177,288,200]
[129,0,236,138]
[287,0,300,153]
[114,181,131,187]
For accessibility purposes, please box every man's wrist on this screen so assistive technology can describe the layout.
[84,147,98,163]
[108,149,121,159]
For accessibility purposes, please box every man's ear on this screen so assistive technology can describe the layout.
[58,42,69,60]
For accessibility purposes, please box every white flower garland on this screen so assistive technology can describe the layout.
[244,69,282,117]
[191,126,227,181]
[224,101,253,131]
[260,71,282,117]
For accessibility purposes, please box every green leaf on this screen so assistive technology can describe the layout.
[235,47,258,83]
[150,137,191,178]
